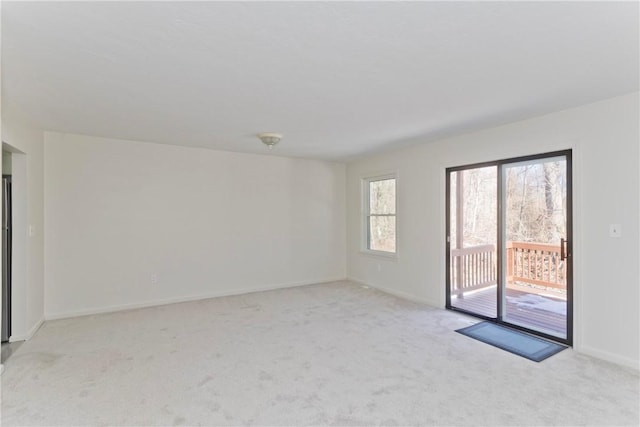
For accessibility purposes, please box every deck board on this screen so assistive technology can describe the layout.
[451,287,567,338]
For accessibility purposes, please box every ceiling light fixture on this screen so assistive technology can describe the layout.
[258,132,282,150]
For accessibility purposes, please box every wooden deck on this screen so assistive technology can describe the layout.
[451,286,567,338]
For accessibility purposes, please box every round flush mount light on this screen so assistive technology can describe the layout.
[258,132,282,150]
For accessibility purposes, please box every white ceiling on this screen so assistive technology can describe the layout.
[2,2,638,161]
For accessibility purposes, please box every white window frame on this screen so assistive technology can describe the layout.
[362,173,398,258]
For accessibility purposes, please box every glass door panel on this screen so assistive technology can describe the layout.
[502,156,569,339]
[448,166,498,318]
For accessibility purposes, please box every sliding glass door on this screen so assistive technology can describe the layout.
[446,151,572,345]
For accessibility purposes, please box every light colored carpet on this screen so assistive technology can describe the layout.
[1,280,638,426]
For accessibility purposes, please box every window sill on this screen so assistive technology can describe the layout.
[359,249,399,260]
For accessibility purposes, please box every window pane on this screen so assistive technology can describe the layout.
[449,167,497,318]
[369,179,396,214]
[369,215,396,252]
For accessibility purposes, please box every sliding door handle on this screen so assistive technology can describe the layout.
[560,238,567,261]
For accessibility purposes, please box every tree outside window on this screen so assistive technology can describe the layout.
[365,176,396,253]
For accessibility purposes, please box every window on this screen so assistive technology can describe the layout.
[364,175,396,254]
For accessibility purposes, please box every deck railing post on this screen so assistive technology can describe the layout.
[506,241,514,283]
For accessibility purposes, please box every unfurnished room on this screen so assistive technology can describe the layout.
[0,1,638,426]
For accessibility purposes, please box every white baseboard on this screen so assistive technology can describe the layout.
[348,277,441,307]
[576,344,639,371]
[9,317,44,342]
[20,278,640,373]
[45,277,347,321]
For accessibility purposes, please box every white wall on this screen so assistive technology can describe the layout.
[1,107,46,341]
[346,92,639,369]
[44,132,346,318]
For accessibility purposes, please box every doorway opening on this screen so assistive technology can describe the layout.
[1,174,11,343]
[446,150,572,345]
[1,143,27,348]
